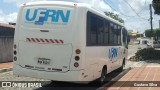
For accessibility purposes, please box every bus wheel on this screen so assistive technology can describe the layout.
[100,67,107,84]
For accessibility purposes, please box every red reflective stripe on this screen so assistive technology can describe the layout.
[50,39,55,43]
[31,38,36,42]
[60,40,64,43]
[40,38,45,42]
[27,38,31,42]
[36,38,40,42]
[45,39,49,43]
[27,38,64,44]
[55,39,59,43]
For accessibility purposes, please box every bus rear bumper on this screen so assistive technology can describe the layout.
[13,64,87,83]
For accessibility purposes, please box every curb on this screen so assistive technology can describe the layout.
[0,68,13,73]
[97,67,131,90]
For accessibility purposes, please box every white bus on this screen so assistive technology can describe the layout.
[13,1,129,84]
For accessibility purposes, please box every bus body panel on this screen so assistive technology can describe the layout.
[13,1,128,83]
[13,64,87,82]
[14,4,83,72]
[85,46,125,80]
[18,41,72,72]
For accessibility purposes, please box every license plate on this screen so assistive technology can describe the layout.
[37,58,50,65]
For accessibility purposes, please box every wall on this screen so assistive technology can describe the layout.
[0,37,13,62]
[0,26,14,63]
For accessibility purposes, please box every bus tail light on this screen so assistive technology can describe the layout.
[74,62,79,68]
[13,44,16,49]
[75,56,80,61]
[75,49,81,54]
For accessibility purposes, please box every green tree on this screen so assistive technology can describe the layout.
[104,12,124,23]
[145,29,153,37]
[145,28,160,41]
[155,28,160,40]
[152,0,160,15]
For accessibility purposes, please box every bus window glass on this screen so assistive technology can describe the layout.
[118,26,121,45]
[97,18,104,45]
[90,15,97,45]
[113,24,118,45]
[109,23,114,45]
[104,21,109,45]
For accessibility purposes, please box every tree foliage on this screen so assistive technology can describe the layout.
[152,0,160,15]
[155,28,160,36]
[104,12,124,23]
[145,28,160,40]
[155,28,160,40]
[145,29,153,37]
[135,48,160,60]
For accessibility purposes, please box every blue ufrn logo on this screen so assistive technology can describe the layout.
[108,48,118,60]
[25,8,70,25]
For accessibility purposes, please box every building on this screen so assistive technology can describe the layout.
[128,30,144,44]
[0,23,15,63]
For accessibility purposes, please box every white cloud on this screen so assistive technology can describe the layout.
[3,0,47,6]
[76,0,112,12]
[0,10,17,23]
[115,0,159,32]
[1,0,159,32]
[3,0,112,12]
[1,0,112,24]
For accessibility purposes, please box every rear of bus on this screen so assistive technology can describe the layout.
[13,1,87,82]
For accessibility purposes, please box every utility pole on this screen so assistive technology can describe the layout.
[159,20,160,28]
[150,4,153,33]
[150,4,154,47]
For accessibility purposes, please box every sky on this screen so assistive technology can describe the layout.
[0,0,159,33]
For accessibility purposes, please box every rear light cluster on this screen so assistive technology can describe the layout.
[74,49,81,68]
[13,44,17,61]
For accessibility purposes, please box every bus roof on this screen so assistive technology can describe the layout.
[22,1,125,28]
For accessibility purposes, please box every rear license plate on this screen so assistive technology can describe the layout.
[37,58,50,65]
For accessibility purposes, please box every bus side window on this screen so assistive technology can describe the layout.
[97,17,104,45]
[113,24,118,45]
[109,23,114,45]
[104,21,109,45]
[118,26,121,45]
